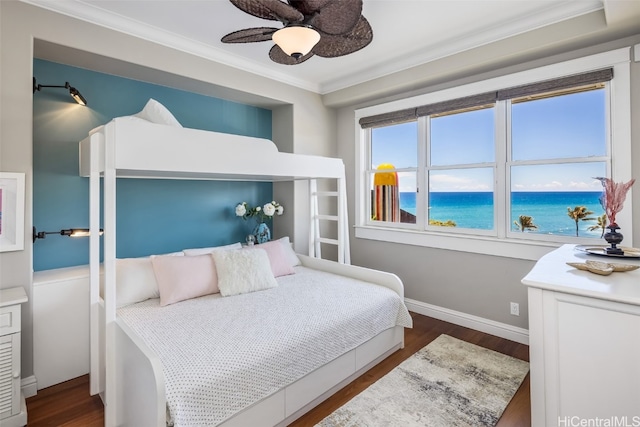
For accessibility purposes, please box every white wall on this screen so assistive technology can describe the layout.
[0,0,336,381]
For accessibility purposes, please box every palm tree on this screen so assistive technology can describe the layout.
[514,215,538,232]
[588,213,608,238]
[567,206,596,237]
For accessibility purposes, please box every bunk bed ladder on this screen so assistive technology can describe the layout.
[309,178,351,264]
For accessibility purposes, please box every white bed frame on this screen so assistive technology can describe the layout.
[80,118,406,426]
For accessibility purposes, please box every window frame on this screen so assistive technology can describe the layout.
[424,103,498,236]
[364,121,420,231]
[354,47,632,261]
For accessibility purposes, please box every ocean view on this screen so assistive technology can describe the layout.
[400,191,605,237]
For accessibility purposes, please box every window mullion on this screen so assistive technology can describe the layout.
[604,81,613,180]
[497,100,509,239]
[418,116,428,230]
[363,128,373,225]
[509,157,609,167]
[428,162,495,170]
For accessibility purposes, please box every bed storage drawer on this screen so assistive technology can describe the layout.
[355,326,402,371]
[219,389,285,427]
[285,349,356,417]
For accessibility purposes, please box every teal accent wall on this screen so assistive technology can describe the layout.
[33,59,273,271]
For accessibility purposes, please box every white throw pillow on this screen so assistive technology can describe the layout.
[276,236,301,266]
[133,98,182,127]
[212,249,278,297]
[115,257,159,308]
[183,242,242,256]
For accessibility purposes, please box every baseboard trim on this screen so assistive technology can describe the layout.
[21,375,37,398]
[405,298,529,345]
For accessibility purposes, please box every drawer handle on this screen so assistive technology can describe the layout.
[13,370,20,379]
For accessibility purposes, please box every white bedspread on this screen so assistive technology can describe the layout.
[117,266,412,426]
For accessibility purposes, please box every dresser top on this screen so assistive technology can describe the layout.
[0,286,28,307]
[522,244,640,306]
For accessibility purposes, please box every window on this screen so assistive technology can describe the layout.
[508,86,607,240]
[369,122,417,223]
[356,48,632,260]
[428,105,495,232]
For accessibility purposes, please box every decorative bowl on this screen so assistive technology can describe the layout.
[567,260,639,276]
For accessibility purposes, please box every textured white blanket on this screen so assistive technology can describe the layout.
[118,266,412,426]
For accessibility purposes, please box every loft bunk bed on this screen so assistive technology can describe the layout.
[79,116,411,426]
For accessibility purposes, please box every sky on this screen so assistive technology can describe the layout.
[371,88,607,193]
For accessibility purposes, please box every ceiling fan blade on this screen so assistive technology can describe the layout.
[221,27,278,43]
[312,16,372,58]
[306,0,363,35]
[269,44,314,65]
[286,0,332,15]
[229,0,304,23]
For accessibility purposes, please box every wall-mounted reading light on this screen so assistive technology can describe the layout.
[33,77,88,106]
[33,226,103,243]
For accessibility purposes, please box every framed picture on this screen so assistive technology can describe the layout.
[0,172,26,252]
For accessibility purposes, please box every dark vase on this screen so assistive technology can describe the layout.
[603,223,624,255]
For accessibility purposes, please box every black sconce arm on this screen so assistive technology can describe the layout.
[33,226,103,243]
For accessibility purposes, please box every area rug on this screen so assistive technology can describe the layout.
[316,334,529,427]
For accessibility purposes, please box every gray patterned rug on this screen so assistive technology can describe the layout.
[316,334,529,427]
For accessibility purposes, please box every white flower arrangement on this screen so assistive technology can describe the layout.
[235,200,284,222]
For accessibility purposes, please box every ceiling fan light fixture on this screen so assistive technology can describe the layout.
[272,25,320,59]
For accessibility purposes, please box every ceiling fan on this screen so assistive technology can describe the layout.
[221,0,373,65]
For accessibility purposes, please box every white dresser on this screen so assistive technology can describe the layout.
[522,244,640,427]
[0,287,28,426]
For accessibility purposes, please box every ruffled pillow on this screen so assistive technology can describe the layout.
[133,98,182,127]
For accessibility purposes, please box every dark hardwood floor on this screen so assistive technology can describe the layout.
[25,312,530,426]
[25,375,104,426]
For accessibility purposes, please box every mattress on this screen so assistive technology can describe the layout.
[117,266,412,426]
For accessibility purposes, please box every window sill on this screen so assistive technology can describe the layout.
[355,225,561,261]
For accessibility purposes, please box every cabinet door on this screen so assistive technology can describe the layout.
[0,333,21,419]
[34,275,90,389]
[543,291,640,423]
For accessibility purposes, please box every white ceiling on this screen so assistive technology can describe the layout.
[21,0,638,94]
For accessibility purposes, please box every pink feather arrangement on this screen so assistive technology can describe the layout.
[594,177,635,226]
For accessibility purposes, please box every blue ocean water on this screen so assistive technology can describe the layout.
[400,191,605,237]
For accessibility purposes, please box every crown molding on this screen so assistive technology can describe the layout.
[319,0,604,94]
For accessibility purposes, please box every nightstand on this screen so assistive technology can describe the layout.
[0,287,28,426]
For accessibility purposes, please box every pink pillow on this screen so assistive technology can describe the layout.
[151,254,218,306]
[244,240,295,277]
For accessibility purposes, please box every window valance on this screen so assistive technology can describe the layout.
[359,68,613,129]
